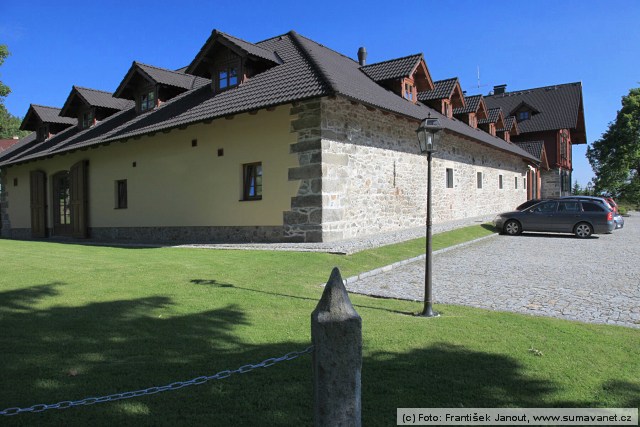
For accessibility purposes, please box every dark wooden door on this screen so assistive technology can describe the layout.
[70,160,89,238]
[29,170,47,238]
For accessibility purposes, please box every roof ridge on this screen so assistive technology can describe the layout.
[135,61,187,75]
[74,86,114,95]
[287,30,337,94]
[434,77,459,84]
[361,52,423,69]
[31,104,62,110]
[487,81,582,98]
[293,32,358,64]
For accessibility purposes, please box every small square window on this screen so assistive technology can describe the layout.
[217,148,224,157]
[115,180,128,209]
[139,89,155,112]
[217,66,240,91]
[191,139,198,147]
[13,178,18,187]
[477,172,483,189]
[243,163,262,200]
[518,111,530,121]
[446,168,454,189]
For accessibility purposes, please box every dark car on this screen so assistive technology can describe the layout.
[494,199,615,238]
[560,196,623,230]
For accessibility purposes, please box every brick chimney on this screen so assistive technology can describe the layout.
[493,84,507,95]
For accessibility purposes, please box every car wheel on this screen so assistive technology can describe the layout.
[503,219,522,236]
[574,222,593,238]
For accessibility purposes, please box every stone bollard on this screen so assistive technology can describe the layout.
[311,267,362,427]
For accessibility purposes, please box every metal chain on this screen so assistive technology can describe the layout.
[1,345,313,416]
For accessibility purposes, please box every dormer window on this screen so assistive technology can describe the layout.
[518,111,530,121]
[139,88,156,112]
[36,124,49,142]
[218,66,239,90]
[403,82,414,101]
[81,109,95,129]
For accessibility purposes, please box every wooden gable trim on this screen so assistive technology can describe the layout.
[494,110,505,130]
[411,59,434,92]
[476,98,489,120]
[450,81,465,109]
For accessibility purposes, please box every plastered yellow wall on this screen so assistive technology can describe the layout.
[5,105,298,228]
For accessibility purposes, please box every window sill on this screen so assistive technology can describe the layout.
[240,197,262,202]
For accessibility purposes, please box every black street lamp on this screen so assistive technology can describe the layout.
[416,113,443,317]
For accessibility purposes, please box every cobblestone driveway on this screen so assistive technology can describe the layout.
[347,213,640,328]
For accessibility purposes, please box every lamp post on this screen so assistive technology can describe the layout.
[416,113,443,317]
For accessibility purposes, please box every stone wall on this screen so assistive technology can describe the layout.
[284,98,323,242]
[541,168,563,198]
[319,97,529,241]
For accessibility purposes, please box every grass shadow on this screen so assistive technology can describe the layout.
[190,279,414,316]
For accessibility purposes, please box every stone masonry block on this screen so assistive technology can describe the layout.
[288,164,323,181]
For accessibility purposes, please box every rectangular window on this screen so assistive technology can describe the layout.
[515,177,518,189]
[218,66,239,90]
[115,180,128,209]
[140,89,155,112]
[499,174,503,189]
[81,110,94,129]
[446,168,454,189]
[524,177,527,191]
[518,111,530,121]
[243,163,262,200]
[476,172,483,189]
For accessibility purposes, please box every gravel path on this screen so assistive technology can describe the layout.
[346,213,640,328]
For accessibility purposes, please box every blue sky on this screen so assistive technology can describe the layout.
[1,0,639,186]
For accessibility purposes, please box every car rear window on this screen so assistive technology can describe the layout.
[559,201,581,212]
[582,202,605,212]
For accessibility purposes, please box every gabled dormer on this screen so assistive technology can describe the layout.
[114,62,209,114]
[59,86,133,130]
[186,30,282,93]
[360,54,434,104]
[453,94,488,129]
[418,78,465,118]
[510,101,540,122]
[19,104,77,142]
[478,108,505,137]
[496,116,519,142]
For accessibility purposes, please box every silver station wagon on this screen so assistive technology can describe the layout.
[494,199,615,238]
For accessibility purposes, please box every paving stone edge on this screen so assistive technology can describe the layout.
[340,232,499,287]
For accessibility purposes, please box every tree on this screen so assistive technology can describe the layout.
[587,88,640,203]
[0,45,10,98]
[0,44,28,139]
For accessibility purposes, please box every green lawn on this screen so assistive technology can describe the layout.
[1,227,638,426]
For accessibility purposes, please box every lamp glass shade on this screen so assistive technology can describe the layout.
[416,116,443,153]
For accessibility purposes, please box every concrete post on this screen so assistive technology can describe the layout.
[311,267,362,427]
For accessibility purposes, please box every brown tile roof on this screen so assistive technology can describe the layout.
[418,78,459,101]
[19,104,77,131]
[360,54,423,82]
[484,82,585,136]
[60,86,133,118]
[453,94,483,114]
[514,140,544,160]
[478,107,503,125]
[113,62,210,99]
[187,30,282,76]
[1,30,538,167]
[0,138,20,152]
